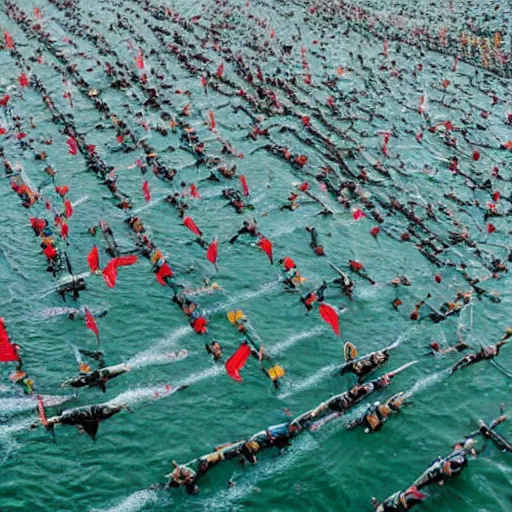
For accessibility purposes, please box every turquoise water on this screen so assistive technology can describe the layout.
[0,0,511,511]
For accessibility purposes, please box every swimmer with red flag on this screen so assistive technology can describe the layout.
[227,310,285,388]
[0,318,32,392]
[278,257,306,289]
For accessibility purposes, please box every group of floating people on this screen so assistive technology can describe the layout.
[0,0,511,509]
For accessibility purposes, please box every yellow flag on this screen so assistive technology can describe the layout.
[267,365,285,380]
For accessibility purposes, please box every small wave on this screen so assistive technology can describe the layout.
[107,384,182,408]
[0,394,75,416]
[129,325,191,364]
[180,365,224,387]
[278,363,339,399]
[127,349,190,369]
[207,281,279,315]
[268,326,324,356]
[93,490,159,512]
[404,368,449,398]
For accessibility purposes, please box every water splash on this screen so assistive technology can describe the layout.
[180,365,224,387]
[128,325,191,365]
[71,195,89,208]
[0,394,76,416]
[278,363,339,399]
[106,383,183,408]
[207,280,279,315]
[404,368,450,399]
[127,349,190,369]
[131,195,166,214]
[93,490,159,512]
[268,326,324,356]
[198,434,319,512]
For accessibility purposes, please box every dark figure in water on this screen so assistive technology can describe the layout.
[40,402,129,439]
[301,281,328,311]
[346,393,406,433]
[450,340,508,374]
[411,439,476,489]
[338,340,400,381]
[372,487,427,512]
[61,363,130,392]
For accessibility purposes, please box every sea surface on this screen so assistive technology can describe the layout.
[0,0,511,511]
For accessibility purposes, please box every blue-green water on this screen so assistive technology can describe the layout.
[0,0,511,511]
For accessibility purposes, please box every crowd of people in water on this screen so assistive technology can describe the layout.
[0,0,510,509]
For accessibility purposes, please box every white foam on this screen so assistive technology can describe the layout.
[207,280,279,315]
[93,490,159,512]
[278,363,339,399]
[268,326,324,356]
[127,349,190,369]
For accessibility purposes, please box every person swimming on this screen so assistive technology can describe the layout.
[38,402,129,439]
[61,363,130,392]
[291,362,416,429]
[205,340,223,361]
[411,438,476,489]
[346,393,406,433]
[450,339,508,374]
[301,281,328,311]
[305,225,325,256]
[338,340,399,381]
[372,487,427,512]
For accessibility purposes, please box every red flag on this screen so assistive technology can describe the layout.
[487,223,496,234]
[30,217,46,234]
[84,307,100,343]
[225,342,251,382]
[67,137,78,155]
[4,31,14,50]
[155,262,173,286]
[64,200,73,218]
[208,111,216,131]
[135,52,145,70]
[349,260,364,272]
[18,72,29,88]
[43,245,58,260]
[112,255,138,268]
[353,209,366,221]
[239,175,249,196]
[258,237,273,264]
[472,150,480,161]
[492,191,501,202]
[282,257,295,271]
[55,185,69,197]
[216,62,224,78]
[33,7,42,19]
[102,255,137,287]
[319,303,340,336]
[206,238,219,267]
[142,180,151,202]
[191,316,208,334]
[190,183,200,199]
[0,95,11,107]
[88,246,100,273]
[102,261,118,288]
[183,216,202,237]
[370,226,380,238]
[0,319,18,362]
[60,222,69,239]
